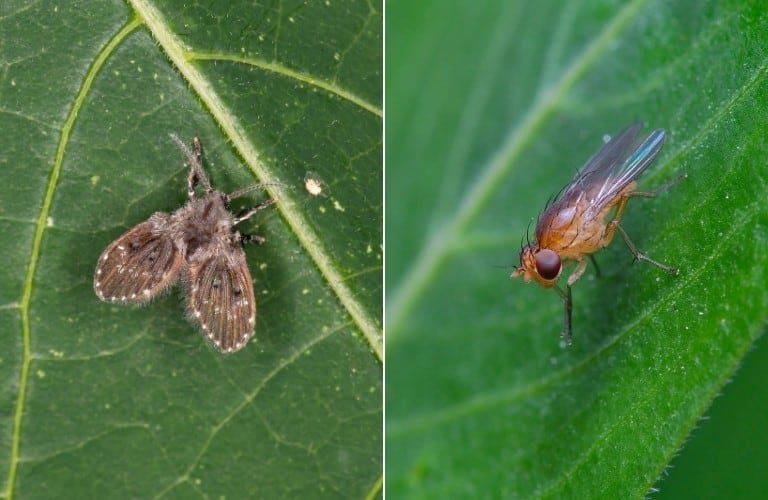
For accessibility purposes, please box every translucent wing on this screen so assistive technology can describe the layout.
[93,215,182,303]
[185,248,256,353]
[564,123,666,210]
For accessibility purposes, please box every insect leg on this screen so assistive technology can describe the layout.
[233,198,276,248]
[567,257,588,286]
[600,194,631,247]
[241,233,267,245]
[554,284,573,346]
[234,198,276,224]
[601,173,685,245]
[616,224,678,275]
[227,182,286,201]
[629,173,687,199]
[589,255,602,278]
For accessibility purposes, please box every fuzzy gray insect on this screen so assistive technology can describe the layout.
[93,135,275,353]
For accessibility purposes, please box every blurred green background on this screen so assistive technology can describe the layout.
[655,331,768,499]
[386,0,768,497]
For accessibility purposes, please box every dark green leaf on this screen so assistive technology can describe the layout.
[0,0,381,498]
[386,0,768,497]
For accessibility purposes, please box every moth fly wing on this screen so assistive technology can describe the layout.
[93,216,182,304]
[185,248,256,353]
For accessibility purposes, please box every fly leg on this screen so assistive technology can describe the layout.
[558,257,588,345]
[233,199,276,247]
[589,255,602,278]
[600,194,631,247]
[630,173,687,199]
[241,234,267,245]
[601,191,678,275]
[554,284,573,346]
[567,257,588,286]
[616,225,678,274]
[601,173,686,246]
[600,191,678,274]
[234,198,276,224]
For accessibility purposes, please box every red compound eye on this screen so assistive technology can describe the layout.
[535,249,561,280]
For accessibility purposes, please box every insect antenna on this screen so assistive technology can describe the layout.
[170,133,212,196]
[491,263,517,271]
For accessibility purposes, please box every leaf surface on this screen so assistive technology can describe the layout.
[0,1,381,498]
[386,0,768,497]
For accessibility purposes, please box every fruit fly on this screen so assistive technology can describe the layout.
[511,123,679,345]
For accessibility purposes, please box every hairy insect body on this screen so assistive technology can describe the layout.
[94,136,273,353]
[173,194,235,259]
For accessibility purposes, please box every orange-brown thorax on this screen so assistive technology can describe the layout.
[512,181,637,287]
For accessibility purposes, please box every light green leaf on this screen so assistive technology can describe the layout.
[386,0,768,497]
[0,0,381,498]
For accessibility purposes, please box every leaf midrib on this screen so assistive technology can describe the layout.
[387,81,768,436]
[6,3,383,497]
[386,0,654,339]
[129,0,383,359]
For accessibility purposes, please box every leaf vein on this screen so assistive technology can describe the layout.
[130,0,382,360]
[189,51,382,117]
[389,157,764,439]
[152,321,348,498]
[386,0,655,339]
[3,17,142,500]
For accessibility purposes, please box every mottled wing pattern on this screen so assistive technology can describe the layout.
[93,216,183,303]
[186,248,256,353]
